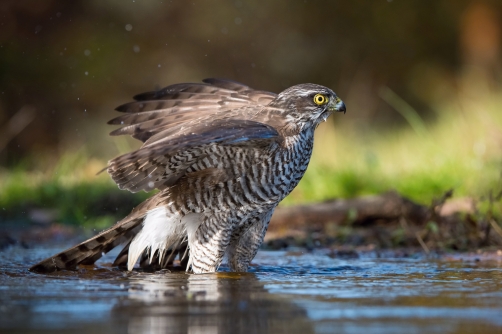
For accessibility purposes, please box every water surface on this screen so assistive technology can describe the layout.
[1,245,501,334]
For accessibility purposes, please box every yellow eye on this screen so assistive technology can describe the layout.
[313,94,328,106]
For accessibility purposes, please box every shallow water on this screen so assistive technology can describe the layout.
[1,245,502,334]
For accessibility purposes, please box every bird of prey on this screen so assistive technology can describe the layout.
[30,78,346,274]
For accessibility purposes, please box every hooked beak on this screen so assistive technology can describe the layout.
[334,97,346,114]
[328,96,346,114]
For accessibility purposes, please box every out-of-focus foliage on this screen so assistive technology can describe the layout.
[0,0,501,225]
[1,0,501,163]
[0,151,149,227]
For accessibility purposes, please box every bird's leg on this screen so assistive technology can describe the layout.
[188,215,234,274]
[226,208,274,272]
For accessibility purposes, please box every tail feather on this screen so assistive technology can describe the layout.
[29,191,194,274]
[80,226,140,265]
[29,218,143,273]
[112,240,132,268]
[29,196,160,273]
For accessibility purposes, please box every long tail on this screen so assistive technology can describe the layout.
[29,196,158,273]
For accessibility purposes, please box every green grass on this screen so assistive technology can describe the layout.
[0,152,148,227]
[1,90,501,226]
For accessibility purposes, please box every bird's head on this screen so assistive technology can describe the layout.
[268,83,346,134]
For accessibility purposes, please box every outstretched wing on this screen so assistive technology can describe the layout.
[108,78,276,143]
[106,78,279,193]
[107,119,280,193]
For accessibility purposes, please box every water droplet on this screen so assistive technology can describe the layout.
[84,71,88,76]
[125,24,133,31]
[234,17,242,25]
[84,49,91,56]
[133,45,140,53]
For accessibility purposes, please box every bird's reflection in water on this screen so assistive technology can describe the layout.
[112,271,314,334]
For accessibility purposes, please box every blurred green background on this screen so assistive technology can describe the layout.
[0,0,501,226]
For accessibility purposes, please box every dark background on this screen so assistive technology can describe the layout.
[0,0,501,165]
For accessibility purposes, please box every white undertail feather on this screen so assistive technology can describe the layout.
[127,205,185,271]
[181,213,203,270]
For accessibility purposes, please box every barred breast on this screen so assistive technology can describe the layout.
[170,127,314,214]
[165,127,315,273]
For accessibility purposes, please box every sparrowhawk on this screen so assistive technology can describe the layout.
[30,78,346,274]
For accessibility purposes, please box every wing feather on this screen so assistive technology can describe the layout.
[201,78,251,91]
[109,79,276,143]
[133,81,247,101]
[107,119,279,193]
[114,99,224,114]
[106,78,280,193]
